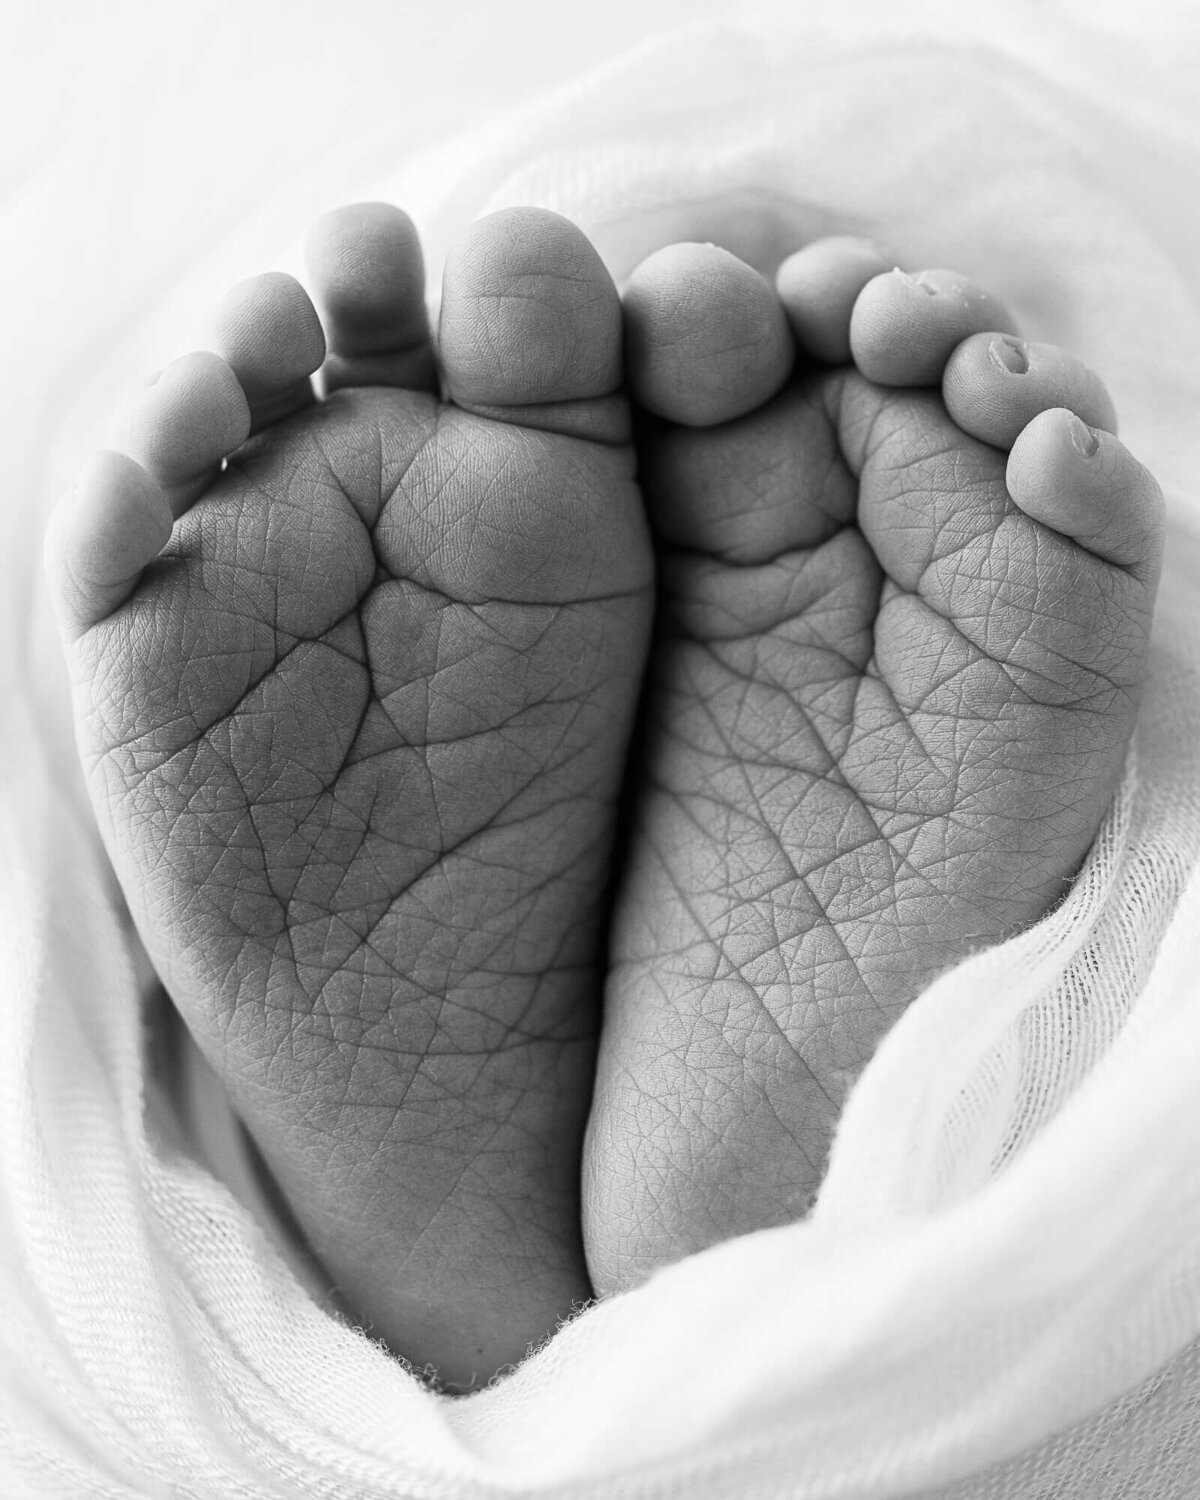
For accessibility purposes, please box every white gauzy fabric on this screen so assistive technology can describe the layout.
[4,3,1200,1497]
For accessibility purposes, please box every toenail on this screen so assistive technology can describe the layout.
[989,337,1028,375]
[894,268,937,296]
[1069,413,1101,457]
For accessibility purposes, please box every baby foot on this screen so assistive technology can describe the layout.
[585,238,1163,1292]
[45,204,653,1388]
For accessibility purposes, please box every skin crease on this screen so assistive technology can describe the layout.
[46,210,1162,1388]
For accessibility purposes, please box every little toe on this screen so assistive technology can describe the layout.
[624,242,794,427]
[44,450,173,636]
[943,334,1118,451]
[776,235,891,364]
[850,267,1020,387]
[439,206,627,442]
[119,350,251,516]
[208,272,325,431]
[1007,409,1164,581]
[305,202,436,394]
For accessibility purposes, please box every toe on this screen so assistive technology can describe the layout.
[776,235,891,365]
[850,268,1019,387]
[305,202,436,394]
[209,271,325,431]
[439,206,626,442]
[1007,409,1164,581]
[943,334,1118,451]
[624,242,793,427]
[44,450,173,636]
[119,350,251,516]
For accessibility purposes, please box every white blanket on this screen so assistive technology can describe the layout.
[5,2,1200,1495]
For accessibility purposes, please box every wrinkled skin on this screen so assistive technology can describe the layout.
[586,368,1151,1290]
[73,387,653,1382]
[52,211,1160,1389]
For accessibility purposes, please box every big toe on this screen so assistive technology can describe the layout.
[624,242,794,427]
[439,207,626,443]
